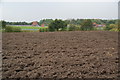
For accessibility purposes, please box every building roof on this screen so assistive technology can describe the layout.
[32,21,39,26]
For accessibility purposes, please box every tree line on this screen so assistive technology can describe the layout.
[0,19,119,32]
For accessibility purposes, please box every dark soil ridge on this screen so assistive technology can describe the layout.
[2,31,119,79]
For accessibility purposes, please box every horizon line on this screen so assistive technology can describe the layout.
[1,0,119,2]
[1,18,118,22]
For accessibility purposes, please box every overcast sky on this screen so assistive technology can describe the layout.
[0,0,119,22]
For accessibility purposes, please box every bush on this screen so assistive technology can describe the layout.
[5,26,13,32]
[61,27,67,31]
[68,24,76,31]
[39,28,43,32]
[105,24,118,31]
[44,28,48,32]
[110,28,119,31]
[5,26,21,32]
[68,24,80,31]
[39,28,48,32]
[12,27,21,32]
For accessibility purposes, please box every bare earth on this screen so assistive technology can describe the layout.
[2,31,119,79]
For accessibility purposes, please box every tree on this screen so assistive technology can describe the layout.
[105,24,118,31]
[48,19,67,31]
[81,19,93,31]
[39,19,53,26]
[0,20,6,28]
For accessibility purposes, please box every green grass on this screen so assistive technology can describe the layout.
[11,26,48,29]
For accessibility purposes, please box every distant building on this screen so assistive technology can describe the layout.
[41,24,45,27]
[32,21,39,26]
[93,23,97,26]
[93,23,106,27]
[96,24,106,27]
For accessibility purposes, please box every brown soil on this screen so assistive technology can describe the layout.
[2,31,119,79]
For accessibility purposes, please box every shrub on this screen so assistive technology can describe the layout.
[39,28,45,32]
[5,26,21,32]
[45,28,49,32]
[68,24,76,31]
[105,24,118,31]
[12,27,21,32]
[110,28,119,31]
[22,30,36,32]
[39,28,48,32]
[5,26,13,32]
[68,24,80,31]
[61,27,67,31]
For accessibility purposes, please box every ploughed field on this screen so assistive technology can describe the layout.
[2,31,119,79]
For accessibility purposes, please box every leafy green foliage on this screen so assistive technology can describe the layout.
[0,20,6,28]
[5,26,21,32]
[68,24,80,31]
[65,19,117,26]
[6,21,32,25]
[39,19,53,26]
[105,24,118,31]
[2,19,118,32]
[48,19,67,31]
[39,28,48,32]
[12,27,22,32]
[81,19,93,31]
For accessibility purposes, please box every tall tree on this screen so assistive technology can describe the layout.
[48,19,67,31]
[81,19,93,31]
